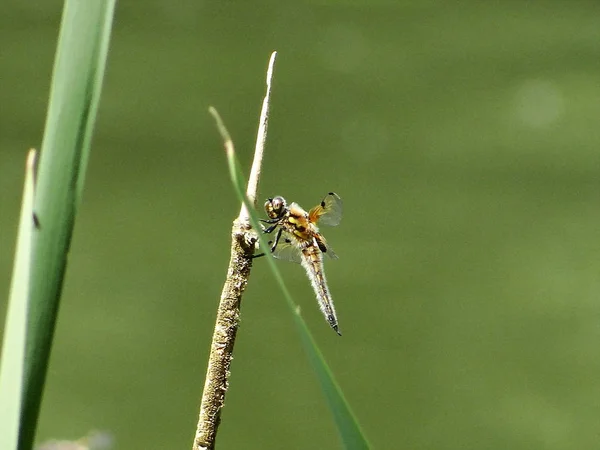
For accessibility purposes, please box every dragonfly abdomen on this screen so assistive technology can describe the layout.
[300,244,340,335]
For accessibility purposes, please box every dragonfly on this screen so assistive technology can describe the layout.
[260,192,343,335]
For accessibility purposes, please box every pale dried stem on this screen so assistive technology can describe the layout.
[192,51,277,450]
[239,51,277,224]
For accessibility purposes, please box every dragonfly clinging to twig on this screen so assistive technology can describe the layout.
[260,192,343,335]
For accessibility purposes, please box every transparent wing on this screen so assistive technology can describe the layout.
[322,245,338,260]
[268,231,338,262]
[308,192,343,227]
[316,233,339,260]
[268,231,302,264]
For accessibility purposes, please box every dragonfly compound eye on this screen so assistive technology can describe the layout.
[265,196,287,219]
[273,196,287,216]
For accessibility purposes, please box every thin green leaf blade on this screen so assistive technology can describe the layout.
[0,150,37,450]
[295,318,370,450]
[212,108,371,449]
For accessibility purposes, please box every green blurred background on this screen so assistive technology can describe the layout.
[2,1,600,449]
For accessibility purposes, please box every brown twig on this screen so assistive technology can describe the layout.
[192,51,277,450]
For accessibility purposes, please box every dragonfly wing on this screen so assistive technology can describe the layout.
[309,192,343,227]
[323,245,338,260]
[314,234,339,260]
[269,231,302,264]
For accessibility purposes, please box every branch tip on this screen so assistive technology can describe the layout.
[243,51,277,214]
[266,51,277,87]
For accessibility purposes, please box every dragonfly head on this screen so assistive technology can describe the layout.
[265,196,287,219]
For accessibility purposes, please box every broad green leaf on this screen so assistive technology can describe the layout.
[18,1,117,448]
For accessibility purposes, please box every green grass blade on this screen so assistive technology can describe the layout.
[19,1,117,448]
[210,108,371,449]
[0,150,37,450]
[295,321,370,450]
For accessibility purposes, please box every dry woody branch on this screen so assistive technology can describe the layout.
[192,51,277,450]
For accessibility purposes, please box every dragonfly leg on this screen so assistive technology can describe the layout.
[263,223,278,234]
[270,227,283,253]
[252,227,282,259]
